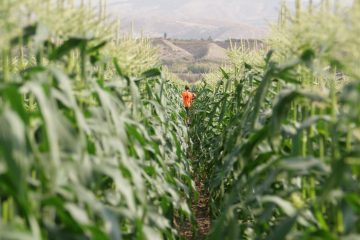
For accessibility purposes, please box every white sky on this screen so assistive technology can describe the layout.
[106,0,353,26]
[99,0,353,39]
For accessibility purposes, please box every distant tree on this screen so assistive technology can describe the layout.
[163,32,167,39]
[208,36,213,41]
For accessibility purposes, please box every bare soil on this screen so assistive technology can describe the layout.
[179,177,211,240]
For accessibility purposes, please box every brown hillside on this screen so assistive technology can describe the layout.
[170,40,227,62]
[201,43,227,62]
[150,38,264,82]
[153,39,265,64]
[151,38,194,64]
[171,40,211,59]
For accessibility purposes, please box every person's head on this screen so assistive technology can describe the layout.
[185,85,190,91]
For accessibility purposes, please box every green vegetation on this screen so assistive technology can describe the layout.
[1,0,360,240]
[168,61,219,83]
[191,2,360,239]
[0,1,193,239]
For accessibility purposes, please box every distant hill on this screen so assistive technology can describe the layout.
[171,40,212,59]
[151,38,194,64]
[151,38,264,82]
[202,43,228,62]
[121,17,266,40]
[152,38,264,64]
[154,39,228,63]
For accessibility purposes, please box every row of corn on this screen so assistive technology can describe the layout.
[0,1,194,239]
[191,2,360,239]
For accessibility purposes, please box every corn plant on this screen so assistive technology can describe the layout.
[0,1,195,239]
[190,2,360,240]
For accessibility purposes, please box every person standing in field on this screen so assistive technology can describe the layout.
[182,85,196,122]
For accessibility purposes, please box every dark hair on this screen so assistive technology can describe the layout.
[185,85,190,90]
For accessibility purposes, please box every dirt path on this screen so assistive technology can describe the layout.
[180,177,211,240]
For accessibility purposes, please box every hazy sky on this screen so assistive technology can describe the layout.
[107,0,352,25]
[107,0,282,26]
[103,0,353,39]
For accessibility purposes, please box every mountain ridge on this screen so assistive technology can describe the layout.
[151,38,265,82]
[121,17,267,40]
[152,38,265,63]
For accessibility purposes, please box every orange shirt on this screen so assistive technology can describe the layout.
[182,90,194,108]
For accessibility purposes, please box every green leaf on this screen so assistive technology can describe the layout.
[261,196,296,216]
[49,38,88,60]
[220,67,229,80]
[141,68,161,79]
[2,85,29,124]
[87,40,108,53]
[267,215,298,240]
[10,24,38,46]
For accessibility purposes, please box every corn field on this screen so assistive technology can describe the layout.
[0,0,360,240]
[0,1,192,239]
[191,1,360,239]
